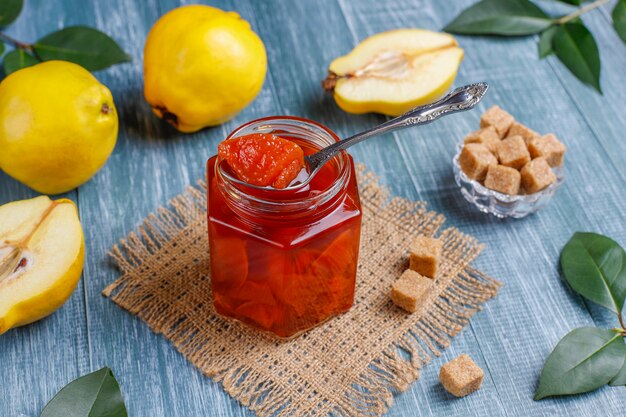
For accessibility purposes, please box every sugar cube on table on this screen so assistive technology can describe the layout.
[459,143,497,181]
[521,157,556,193]
[391,269,433,313]
[409,235,442,279]
[463,126,500,153]
[496,135,530,170]
[480,105,514,137]
[439,354,484,397]
[528,134,566,167]
[507,121,539,145]
[484,164,521,195]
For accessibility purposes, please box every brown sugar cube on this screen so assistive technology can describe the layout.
[409,235,442,278]
[521,157,556,194]
[496,135,531,170]
[484,165,521,195]
[480,105,514,137]
[528,134,566,167]
[391,270,433,313]
[439,354,484,397]
[463,126,501,153]
[507,121,540,145]
[459,143,497,181]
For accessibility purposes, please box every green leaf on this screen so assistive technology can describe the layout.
[33,26,131,71]
[3,49,38,75]
[0,0,23,27]
[39,367,128,417]
[0,42,4,56]
[561,232,626,314]
[555,0,581,5]
[534,327,626,400]
[610,357,626,386]
[538,26,558,58]
[443,0,554,36]
[553,22,602,93]
[613,0,626,45]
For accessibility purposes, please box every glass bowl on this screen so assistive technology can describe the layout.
[452,144,564,219]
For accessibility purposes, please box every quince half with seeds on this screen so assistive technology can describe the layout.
[323,29,464,116]
[0,196,84,334]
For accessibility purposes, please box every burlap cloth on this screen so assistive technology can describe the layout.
[103,165,500,416]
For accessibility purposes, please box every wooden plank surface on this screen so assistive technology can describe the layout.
[1,0,625,416]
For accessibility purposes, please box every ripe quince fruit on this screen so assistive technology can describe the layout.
[323,29,464,116]
[144,5,267,132]
[0,196,84,335]
[0,61,118,195]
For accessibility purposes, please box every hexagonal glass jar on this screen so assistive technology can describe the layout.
[207,116,362,338]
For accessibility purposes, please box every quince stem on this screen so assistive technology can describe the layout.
[321,71,341,91]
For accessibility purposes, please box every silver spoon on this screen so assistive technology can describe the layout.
[222,82,489,191]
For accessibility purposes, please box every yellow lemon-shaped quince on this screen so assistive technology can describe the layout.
[144,5,267,132]
[323,29,464,116]
[0,196,84,335]
[0,61,118,195]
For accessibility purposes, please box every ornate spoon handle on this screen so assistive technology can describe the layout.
[306,82,489,170]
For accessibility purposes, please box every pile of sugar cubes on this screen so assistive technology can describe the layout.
[459,105,566,195]
[391,235,441,313]
[390,236,485,397]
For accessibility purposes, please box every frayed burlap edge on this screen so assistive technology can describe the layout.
[103,164,501,417]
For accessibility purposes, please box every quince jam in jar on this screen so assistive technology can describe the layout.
[207,116,362,338]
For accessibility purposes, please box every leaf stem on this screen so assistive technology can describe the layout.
[0,31,32,51]
[556,0,611,25]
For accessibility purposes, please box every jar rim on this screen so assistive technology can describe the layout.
[215,116,351,218]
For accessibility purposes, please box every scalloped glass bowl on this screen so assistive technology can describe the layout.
[452,144,564,219]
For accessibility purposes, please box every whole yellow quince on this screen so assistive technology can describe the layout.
[144,5,267,132]
[0,61,118,195]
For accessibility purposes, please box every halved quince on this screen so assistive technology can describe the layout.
[323,29,464,116]
[0,196,84,334]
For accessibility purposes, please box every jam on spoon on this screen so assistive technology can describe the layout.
[218,133,305,189]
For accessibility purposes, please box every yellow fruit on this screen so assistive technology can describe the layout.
[0,196,84,335]
[323,29,464,116]
[0,61,118,195]
[144,5,267,132]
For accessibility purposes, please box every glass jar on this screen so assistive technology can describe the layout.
[207,116,362,338]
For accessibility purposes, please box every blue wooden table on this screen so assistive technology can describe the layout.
[2,1,625,416]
